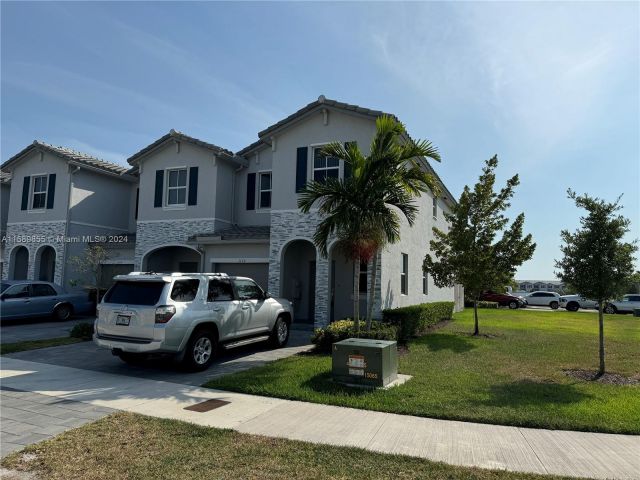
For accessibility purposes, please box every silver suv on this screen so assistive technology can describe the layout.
[94,272,293,371]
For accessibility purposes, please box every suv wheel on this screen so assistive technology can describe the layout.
[550,301,559,310]
[183,329,217,371]
[270,316,290,348]
[604,304,617,314]
[566,302,579,312]
[53,304,72,321]
[508,301,518,309]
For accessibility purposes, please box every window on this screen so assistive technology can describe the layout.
[104,281,165,306]
[2,284,30,299]
[166,168,187,206]
[31,175,48,210]
[234,279,263,300]
[170,279,200,302]
[423,270,428,295]
[207,278,234,302]
[32,284,56,297]
[313,147,340,183]
[359,261,368,294]
[401,253,408,295]
[432,196,437,218]
[259,172,272,209]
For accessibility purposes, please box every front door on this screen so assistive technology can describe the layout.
[233,278,270,335]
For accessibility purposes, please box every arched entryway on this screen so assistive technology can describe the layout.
[280,239,317,324]
[142,245,202,273]
[35,245,56,282]
[328,242,368,322]
[9,246,29,280]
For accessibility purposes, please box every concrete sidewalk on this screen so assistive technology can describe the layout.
[1,357,638,479]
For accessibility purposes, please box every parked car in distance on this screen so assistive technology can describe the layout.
[525,291,561,309]
[0,281,94,321]
[604,294,640,314]
[93,272,294,371]
[559,294,599,312]
[480,291,526,309]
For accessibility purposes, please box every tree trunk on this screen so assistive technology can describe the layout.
[353,255,360,337]
[365,251,379,331]
[598,302,605,376]
[473,299,479,336]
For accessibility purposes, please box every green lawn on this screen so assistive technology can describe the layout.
[205,309,640,434]
[0,337,84,355]
[1,412,577,480]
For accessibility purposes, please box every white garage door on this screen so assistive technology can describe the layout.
[213,263,269,291]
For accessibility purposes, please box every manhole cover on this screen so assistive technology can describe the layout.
[184,399,230,412]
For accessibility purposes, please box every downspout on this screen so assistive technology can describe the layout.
[62,165,81,287]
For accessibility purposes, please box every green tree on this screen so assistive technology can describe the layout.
[424,156,536,335]
[298,115,440,332]
[555,191,637,376]
[626,271,640,294]
[69,244,109,312]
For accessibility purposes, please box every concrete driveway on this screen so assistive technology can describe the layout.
[5,327,313,387]
[1,317,95,344]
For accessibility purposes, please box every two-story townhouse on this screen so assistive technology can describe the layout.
[1,141,137,286]
[232,96,462,325]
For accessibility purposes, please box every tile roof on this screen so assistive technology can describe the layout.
[2,141,131,176]
[0,171,11,184]
[127,129,237,166]
[189,225,270,242]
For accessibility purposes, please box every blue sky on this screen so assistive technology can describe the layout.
[2,1,638,279]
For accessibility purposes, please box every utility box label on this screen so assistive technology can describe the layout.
[347,355,366,369]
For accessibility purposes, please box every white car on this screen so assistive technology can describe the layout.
[524,291,561,309]
[604,294,640,314]
[559,294,599,312]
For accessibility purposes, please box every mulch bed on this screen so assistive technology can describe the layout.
[563,369,640,385]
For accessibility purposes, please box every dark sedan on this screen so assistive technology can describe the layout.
[0,281,94,321]
[480,291,527,309]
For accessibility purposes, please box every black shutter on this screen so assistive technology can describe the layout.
[246,173,256,210]
[21,176,30,210]
[188,167,198,206]
[343,141,356,180]
[296,146,308,193]
[154,170,164,208]
[46,174,56,209]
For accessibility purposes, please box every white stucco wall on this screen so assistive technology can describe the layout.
[234,146,273,227]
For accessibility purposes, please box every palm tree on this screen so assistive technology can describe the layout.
[298,115,441,330]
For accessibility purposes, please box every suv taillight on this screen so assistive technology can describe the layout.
[155,305,176,324]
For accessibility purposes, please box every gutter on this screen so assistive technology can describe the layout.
[62,164,81,286]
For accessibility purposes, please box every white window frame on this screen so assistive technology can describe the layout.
[311,144,342,183]
[164,167,188,209]
[401,253,408,295]
[423,270,428,295]
[30,174,48,211]
[258,171,272,209]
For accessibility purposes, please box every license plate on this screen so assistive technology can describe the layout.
[116,315,130,326]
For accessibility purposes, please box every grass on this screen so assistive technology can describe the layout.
[0,337,84,355]
[205,309,640,434]
[1,412,578,480]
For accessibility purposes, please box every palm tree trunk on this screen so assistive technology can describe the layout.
[353,256,360,336]
[473,299,479,336]
[598,303,605,376]
[366,251,379,331]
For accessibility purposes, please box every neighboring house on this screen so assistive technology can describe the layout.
[1,97,463,326]
[0,141,137,287]
[516,280,565,294]
[0,171,11,278]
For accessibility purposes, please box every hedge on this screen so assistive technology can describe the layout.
[382,301,455,344]
[70,322,94,340]
[311,320,398,353]
[464,300,499,309]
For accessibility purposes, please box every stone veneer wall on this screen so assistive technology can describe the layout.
[1,221,67,285]
[134,219,223,270]
[269,210,382,328]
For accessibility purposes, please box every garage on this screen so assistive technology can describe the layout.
[213,262,269,291]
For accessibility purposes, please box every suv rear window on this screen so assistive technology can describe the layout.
[104,281,165,306]
[170,279,200,302]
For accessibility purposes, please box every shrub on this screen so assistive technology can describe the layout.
[464,300,499,309]
[70,322,94,340]
[311,320,398,353]
[382,301,454,344]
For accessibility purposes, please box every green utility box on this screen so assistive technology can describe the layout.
[332,338,398,388]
